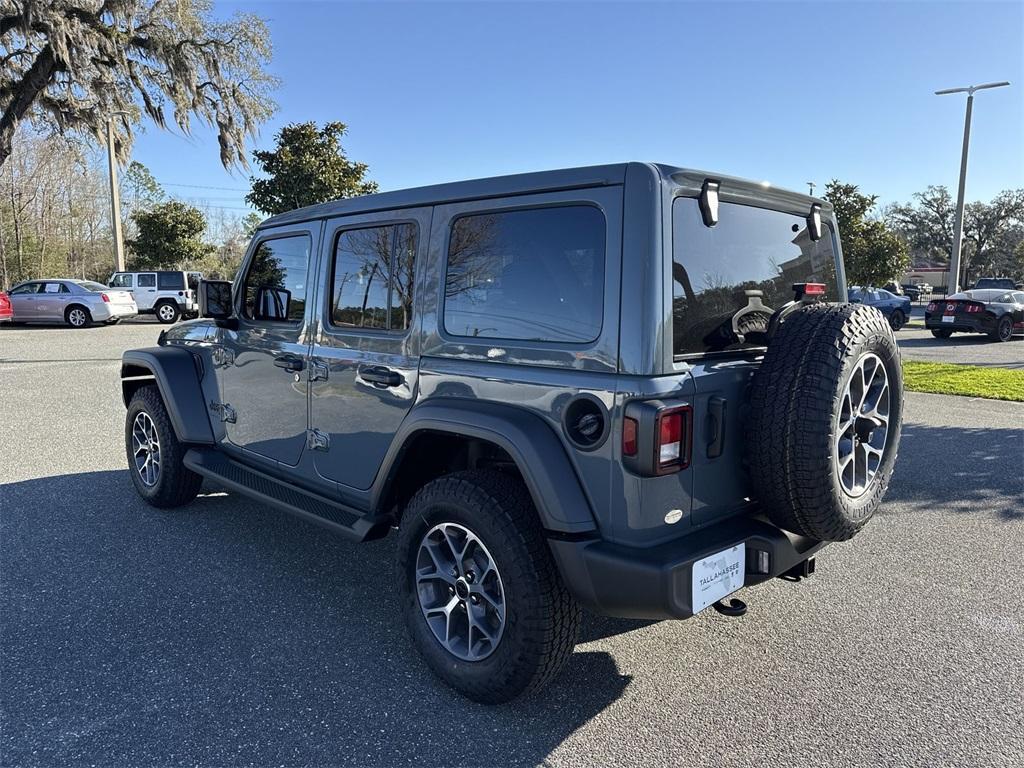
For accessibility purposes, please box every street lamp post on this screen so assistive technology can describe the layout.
[935,81,1010,294]
[104,111,130,273]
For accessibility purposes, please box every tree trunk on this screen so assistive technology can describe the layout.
[0,45,60,168]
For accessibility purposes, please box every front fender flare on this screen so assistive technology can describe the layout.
[373,399,598,535]
[121,347,215,445]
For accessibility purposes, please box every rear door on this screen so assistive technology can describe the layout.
[135,273,157,310]
[670,196,841,527]
[308,208,430,490]
[36,282,70,320]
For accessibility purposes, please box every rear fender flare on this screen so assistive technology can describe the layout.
[121,347,215,445]
[373,399,598,535]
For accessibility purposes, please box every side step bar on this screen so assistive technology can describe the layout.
[183,448,389,542]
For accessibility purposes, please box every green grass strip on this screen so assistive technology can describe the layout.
[902,360,1024,402]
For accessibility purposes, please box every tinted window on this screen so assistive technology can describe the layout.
[1014,293,1024,304]
[330,223,417,331]
[42,282,68,294]
[157,272,185,290]
[137,274,156,288]
[672,199,839,356]
[109,273,132,288]
[77,281,108,292]
[9,283,40,295]
[243,235,310,322]
[443,206,605,342]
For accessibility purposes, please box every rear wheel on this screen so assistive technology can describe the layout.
[991,316,1013,342]
[888,309,905,331]
[65,305,91,328]
[155,301,180,324]
[396,470,580,704]
[747,304,903,542]
[931,328,953,339]
[125,385,202,508]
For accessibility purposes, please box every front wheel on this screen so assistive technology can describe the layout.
[931,328,953,339]
[396,470,580,704]
[125,385,202,508]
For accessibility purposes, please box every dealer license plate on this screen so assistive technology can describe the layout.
[692,543,745,614]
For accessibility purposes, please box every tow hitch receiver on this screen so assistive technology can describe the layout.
[780,557,817,581]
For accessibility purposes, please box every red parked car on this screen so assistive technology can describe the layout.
[0,291,12,323]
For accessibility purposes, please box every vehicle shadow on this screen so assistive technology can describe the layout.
[0,470,631,767]
[885,421,1023,521]
[897,335,998,349]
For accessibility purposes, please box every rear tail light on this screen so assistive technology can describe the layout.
[655,406,691,473]
[803,283,826,296]
[927,301,936,312]
[101,293,110,303]
[622,417,638,457]
[966,304,982,313]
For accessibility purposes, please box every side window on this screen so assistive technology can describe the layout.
[110,274,132,288]
[42,282,67,294]
[242,235,311,322]
[9,283,38,295]
[330,223,417,331]
[1015,292,1024,304]
[443,205,606,343]
[157,272,185,291]
[137,274,156,288]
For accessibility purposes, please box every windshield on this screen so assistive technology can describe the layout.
[671,198,840,357]
[76,281,109,292]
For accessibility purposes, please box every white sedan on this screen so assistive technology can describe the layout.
[6,279,138,327]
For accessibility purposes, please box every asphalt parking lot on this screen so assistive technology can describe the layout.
[2,321,1023,767]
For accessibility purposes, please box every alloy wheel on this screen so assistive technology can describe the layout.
[835,353,890,498]
[415,522,506,661]
[131,411,161,487]
[158,304,176,322]
[68,308,87,327]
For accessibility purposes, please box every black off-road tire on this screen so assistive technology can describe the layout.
[746,303,903,542]
[931,328,953,339]
[991,316,1013,342]
[125,385,202,508]
[396,470,580,704]
[155,301,181,324]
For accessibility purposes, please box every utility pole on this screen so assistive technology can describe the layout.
[105,113,129,273]
[935,81,1010,293]
[807,182,816,197]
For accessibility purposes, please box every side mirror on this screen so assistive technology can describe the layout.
[255,286,292,321]
[199,280,233,319]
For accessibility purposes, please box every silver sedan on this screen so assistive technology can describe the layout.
[6,279,138,327]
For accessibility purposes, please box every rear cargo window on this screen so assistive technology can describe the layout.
[443,205,605,343]
[672,198,839,357]
[157,272,185,290]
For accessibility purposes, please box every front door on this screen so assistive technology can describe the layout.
[8,282,42,319]
[216,225,320,467]
[308,209,430,490]
[134,273,157,311]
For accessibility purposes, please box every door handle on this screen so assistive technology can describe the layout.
[273,354,305,372]
[358,366,402,387]
[707,396,726,458]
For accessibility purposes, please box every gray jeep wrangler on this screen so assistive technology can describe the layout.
[120,163,902,703]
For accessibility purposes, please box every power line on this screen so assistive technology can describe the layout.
[161,182,249,192]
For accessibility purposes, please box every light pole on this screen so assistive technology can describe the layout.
[935,81,1010,293]
[104,111,130,273]
[807,182,816,197]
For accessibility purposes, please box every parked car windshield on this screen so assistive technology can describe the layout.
[76,281,109,292]
[672,198,840,356]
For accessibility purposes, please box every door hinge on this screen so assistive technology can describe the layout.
[210,401,237,424]
[309,360,329,382]
[307,428,330,452]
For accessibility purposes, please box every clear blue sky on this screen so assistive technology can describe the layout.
[131,0,1024,219]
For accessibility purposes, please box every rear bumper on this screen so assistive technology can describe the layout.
[925,317,990,333]
[95,303,138,321]
[548,515,826,620]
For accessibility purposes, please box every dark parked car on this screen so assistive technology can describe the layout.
[898,283,923,301]
[118,163,903,703]
[926,289,1024,341]
[849,287,912,330]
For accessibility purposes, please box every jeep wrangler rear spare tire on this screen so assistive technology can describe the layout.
[396,470,580,704]
[746,303,903,542]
